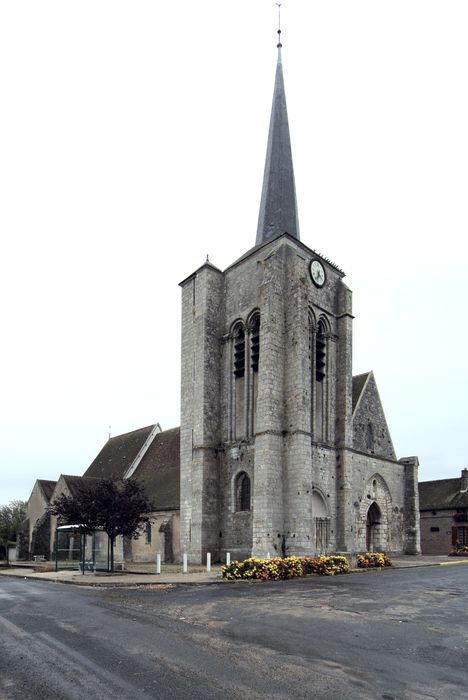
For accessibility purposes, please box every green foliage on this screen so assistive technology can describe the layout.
[222,554,350,581]
[357,552,392,568]
[48,479,154,571]
[0,500,27,562]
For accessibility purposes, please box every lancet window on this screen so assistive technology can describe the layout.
[230,311,261,440]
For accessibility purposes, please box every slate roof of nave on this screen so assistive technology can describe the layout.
[37,479,57,502]
[59,475,103,498]
[419,477,468,511]
[84,425,156,480]
[82,425,180,511]
[132,427,180,511]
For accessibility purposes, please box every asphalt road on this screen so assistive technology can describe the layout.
[1,565,468,699]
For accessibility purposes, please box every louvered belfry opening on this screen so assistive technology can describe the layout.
[315,328,326,382]
[250,315,260,373]
[234,327,245,378]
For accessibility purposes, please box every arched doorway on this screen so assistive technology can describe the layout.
[366,502,381,551]
[312,490,330,553]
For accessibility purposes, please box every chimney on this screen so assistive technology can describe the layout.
[461,468,468,491]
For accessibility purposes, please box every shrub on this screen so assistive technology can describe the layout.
[449,546,468,557]
[357,552,391,568]
[299,555,350,576]
[222,554,349,580]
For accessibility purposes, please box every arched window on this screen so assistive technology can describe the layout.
[249,312,260,435]
[145,521,152,545]
[235,472,251,511]
[232,322,246,439]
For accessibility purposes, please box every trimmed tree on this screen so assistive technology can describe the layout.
[0,500,27,565]
[48,479,153,572]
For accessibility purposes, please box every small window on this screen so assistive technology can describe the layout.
[430,527,440,533]
[235,472,251,512]
[367,425,375,452]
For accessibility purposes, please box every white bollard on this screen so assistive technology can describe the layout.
[206,552,211,572]
[156,553,161,575]
[226,552,231,565]
[267,551,270,559]
[183,553,188,573]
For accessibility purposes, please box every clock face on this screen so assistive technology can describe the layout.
[310,259,326,287]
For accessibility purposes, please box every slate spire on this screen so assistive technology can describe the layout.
[256,40,300,245]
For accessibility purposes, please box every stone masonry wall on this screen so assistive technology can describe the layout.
[353,373,396,460]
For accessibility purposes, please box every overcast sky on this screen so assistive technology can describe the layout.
[1,1,467,505]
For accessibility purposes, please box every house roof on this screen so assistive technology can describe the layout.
[37,479,57,502]
[419,477,468,510]
[352,372,371,412]
[132,427,180,510]
[83,425,156,480]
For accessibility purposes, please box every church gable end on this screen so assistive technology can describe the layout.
[352,372,396,460]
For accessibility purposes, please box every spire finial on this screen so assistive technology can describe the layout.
[276,3,282,49]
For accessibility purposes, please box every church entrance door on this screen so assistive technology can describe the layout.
[366,502,381,551]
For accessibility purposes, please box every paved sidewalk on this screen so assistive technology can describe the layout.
[1,555,467,587]
[0,566,222,586]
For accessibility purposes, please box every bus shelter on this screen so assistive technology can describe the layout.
[55,526,113,573]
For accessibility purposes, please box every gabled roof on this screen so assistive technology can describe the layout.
[419,478,468,510]
[256,48,299,245]
[132,427,180,510]
[37,479,57,502]
[83,425,156,480]
[352,372,371,413]
[59,475,103,498]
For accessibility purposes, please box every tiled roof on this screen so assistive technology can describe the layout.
[352,372,370,412]
[419,477,468,510]
[83,425,156,480]
[60,475,103,498]
[132,427,180,510]
[38,479,57,502]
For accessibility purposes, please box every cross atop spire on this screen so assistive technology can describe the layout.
[255,7,300,246]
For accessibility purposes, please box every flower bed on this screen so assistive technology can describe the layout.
[449,546,468,557]
[357,552,392,568]
[221,555,349,581]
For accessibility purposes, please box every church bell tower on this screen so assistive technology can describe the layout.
[179,24,419,564]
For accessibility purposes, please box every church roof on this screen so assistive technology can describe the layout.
[59,475,103,498]
[84,424,156,480]
[256,47,299,245]
[82,425,180,510]
[37,479,57,502]
[132,427,180,511]
[419,477,468,511]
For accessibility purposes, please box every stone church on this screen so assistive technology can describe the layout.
[25,43,421,567]
[179,45,421,563]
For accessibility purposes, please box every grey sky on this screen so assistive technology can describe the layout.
[1,1,467,504]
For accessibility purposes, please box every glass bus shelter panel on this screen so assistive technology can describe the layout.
[93,531,110,571]
[56,529,82,570]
